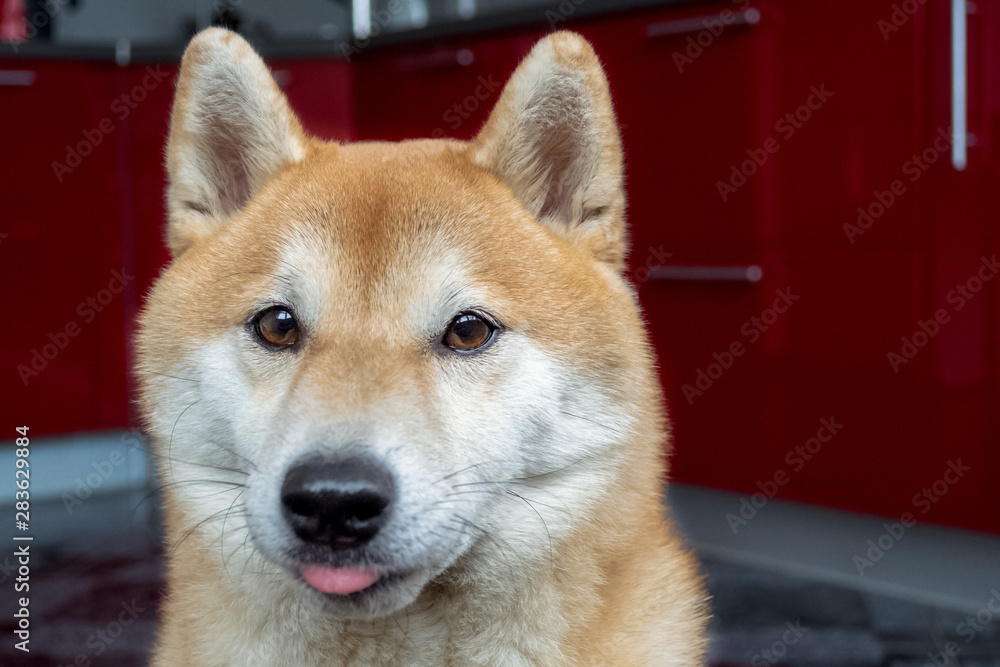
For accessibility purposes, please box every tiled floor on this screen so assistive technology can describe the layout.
[2,491,998,666]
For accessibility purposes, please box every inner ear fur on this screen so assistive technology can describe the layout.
[165,28,309,257]
[472,31,626,266]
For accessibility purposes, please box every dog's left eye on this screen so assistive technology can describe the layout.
[443,312,496,353]
[254,307,300,348]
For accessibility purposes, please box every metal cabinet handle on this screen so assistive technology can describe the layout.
[951,0,968,170]
[645,8,761,40]
[649,265,763,283]
[396,48,474,74]
[0,70,35,86]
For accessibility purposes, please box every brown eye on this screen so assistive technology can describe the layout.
[444,312,496,353]
[254,307,300,348]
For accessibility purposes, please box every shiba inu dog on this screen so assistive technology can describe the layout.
[136,27,709,666]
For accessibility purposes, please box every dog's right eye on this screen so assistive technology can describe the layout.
[443,312,496,353]
[253,307,300,348]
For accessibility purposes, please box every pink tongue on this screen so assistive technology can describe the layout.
[301,565,380,594]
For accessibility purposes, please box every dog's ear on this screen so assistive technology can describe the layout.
[472,32,625,266]
[165,28,308,257]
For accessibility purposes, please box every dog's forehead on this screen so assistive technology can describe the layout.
[234,140,559,326]
[260,141,524,263]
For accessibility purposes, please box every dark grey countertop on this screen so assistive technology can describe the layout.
[0,0,696,63]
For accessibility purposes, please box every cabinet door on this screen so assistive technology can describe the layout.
[919,0,1000,534]
[580,4,764,264]
[1,60,128,435]
[580,0,990,529]
[578,4,779,489]
[270,59,355,142]
[740,0,934,521]
[124,63,175,339]
[353,31,539,141]
[765,0,1000,533]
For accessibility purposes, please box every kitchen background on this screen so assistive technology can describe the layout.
[1,0,999,665]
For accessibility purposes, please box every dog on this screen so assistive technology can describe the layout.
[136,27,709,665]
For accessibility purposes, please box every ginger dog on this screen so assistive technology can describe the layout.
[137,27,709,665]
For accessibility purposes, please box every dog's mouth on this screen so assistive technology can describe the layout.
[281,542,403,599]
[283,551,420,604]
[298,564,381,595]
[284,557,428,617]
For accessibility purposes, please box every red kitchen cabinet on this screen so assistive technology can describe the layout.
[271,59,355,142]
[123,62,178,314]
[575,4,780,492]
[580,0,997,533]
[353,31,539,142]
[1,60,130,435]
[578,5,764,264]
[717,0,998,533]
[919,0,1000,533]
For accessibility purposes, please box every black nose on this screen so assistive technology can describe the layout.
[281,458,394,550]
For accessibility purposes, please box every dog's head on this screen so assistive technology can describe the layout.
[137,28,666,618]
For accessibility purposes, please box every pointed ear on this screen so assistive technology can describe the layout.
[165,28,309,257]
[472,32,626,266]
